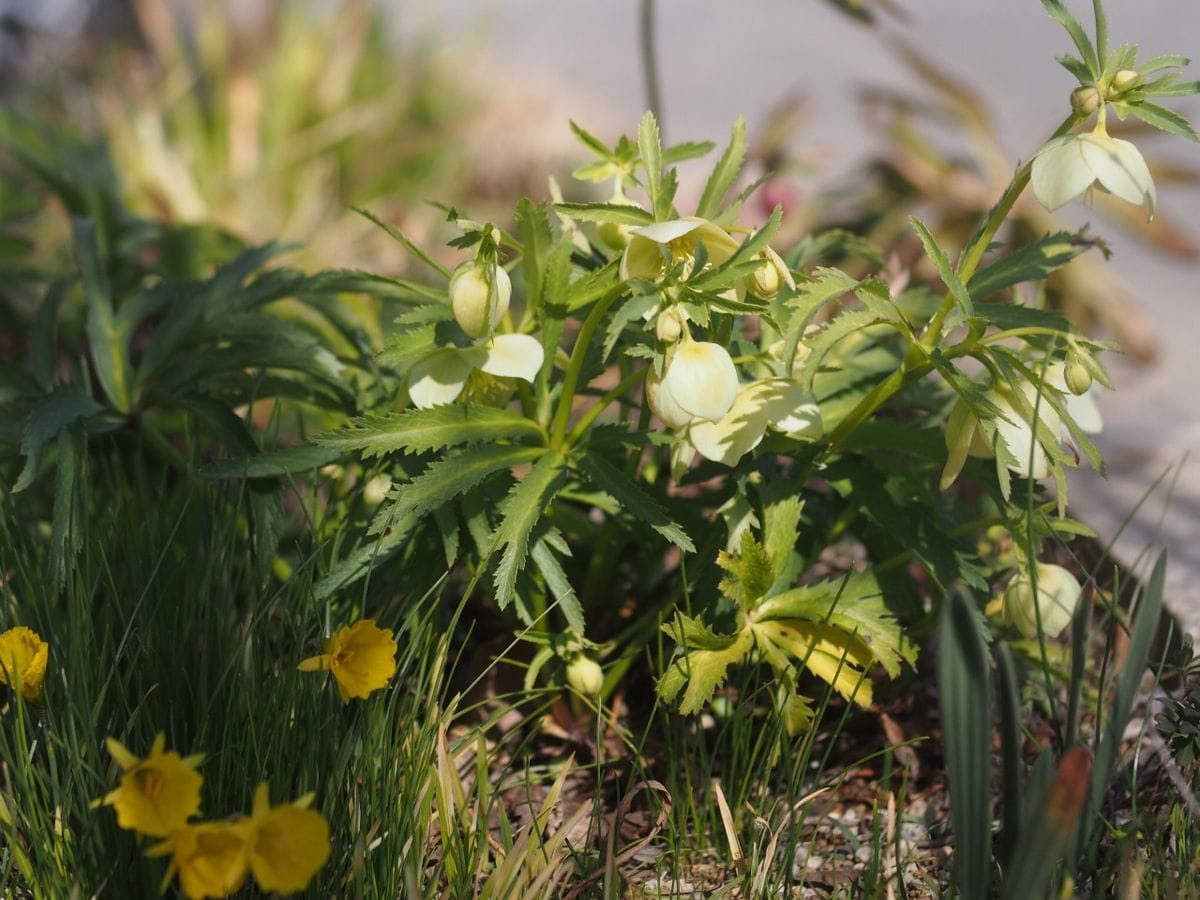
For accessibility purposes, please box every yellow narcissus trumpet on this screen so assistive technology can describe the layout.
[1031,125,1155,217]
[100,734,205,837]
[246,784,331,893]
[298,619,398,702]
[448,261,512,339]
[147,821,251,899]
[998,563,1083,640]
[0,625,48,702]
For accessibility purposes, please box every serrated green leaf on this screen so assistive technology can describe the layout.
[576,454,694,551]
[1122,101,1200,141]
[74,218,134,413]
[803,308,901,393]
[688,205,783,295]
[718,531,776,610]
[553,201,655,227]
[762,495,803,583]
[602,292,659,361]
[1041,0,1099,76]
[659,615,753,714]
[1057,54,1093,82]
[566,260,621,312]
[371,444,544,535]
[968,231,1098,298]
[568,119,611,158]
[638,111,668,220]
[661,140,716,165]
[516,199,554,319]
[756,571,915,677]
[199,445,341,479]
[14,385,104,492]
[911,217,974,317]
[316,405,543,458]
[488,451,567,615]
[696,117,746,219]
[313,527,410,600]
[1136,54,1189,75]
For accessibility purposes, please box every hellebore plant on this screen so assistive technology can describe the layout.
[308,0,1197,730]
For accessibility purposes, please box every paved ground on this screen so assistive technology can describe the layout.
[414,0,1200,630]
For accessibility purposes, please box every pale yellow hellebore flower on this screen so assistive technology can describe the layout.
[1031,126,1155,217]
[406,335,544,409]
[997,563,1082,640]
[620,217,741,284]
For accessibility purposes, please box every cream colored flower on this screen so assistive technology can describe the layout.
[647,338,739,426]
[620,217,740,283]
[448,261,511,339]
[686,379,822,466]
[406,335,544,409]
[1000,563,1082,640]
[1032,128,1155,217]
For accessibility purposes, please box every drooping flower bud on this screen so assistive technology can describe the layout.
[1001,563,1082,640]
[1070,84,1102,115]
[747,245,795,300]
[565,654,604,696]
[1064,361,1093,396]
[659,339,739,424]
[1107,70,1141,98]
[449,262,511,339]
[655,308,684,344]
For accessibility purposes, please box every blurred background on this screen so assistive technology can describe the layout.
[1,0,1197,625]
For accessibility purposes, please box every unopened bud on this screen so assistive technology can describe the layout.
[1002,563,1081,640]
[1108,70,1141,98]
[656,309,684,343]
[449,262,511,339]
[1070,85,1102,115]
[565,654,603,696]
[1064,361,1093,396]
[746,245,794,300]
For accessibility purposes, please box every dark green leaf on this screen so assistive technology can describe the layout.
[577,454,694,552]
[911,217,974,317]
[74,219,134,413]
[315,405,543,458]
[488,451,568,614]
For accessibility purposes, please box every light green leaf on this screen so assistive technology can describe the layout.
[968,231,1099,298]
[354,205,451,278]
[911,217,974,317]
[717,531,775,611]
[696,117,747,219]
[315,405,544,458]
[1122,101,1200,142]
[553,202,655,226]
[659,615,754,715]
[1040,0,1099,76]
[488,451,568,614]
[638,111,666,220]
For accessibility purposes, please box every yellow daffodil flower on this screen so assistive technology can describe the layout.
[100,734,204,837]
[0,625,48,702]
[405,334,544,409]
[246,783,331,893]
[298,618,398,702]
[147,821,251,899]
[997,563,1082,640]
[1031,126,1155,217]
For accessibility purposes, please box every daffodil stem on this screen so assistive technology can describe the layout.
[828,112,1084,453]
[564,367,648,449]
[549,291,622,449]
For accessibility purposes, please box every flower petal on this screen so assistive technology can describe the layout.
[629,219,703,244]
[407,349,472,408]
[476,334,544,383]
[661,341,738,422]
[1081,134,1156,214]
[687,391,770,465]
[646,366,695,431]
[1031,136,1098,212]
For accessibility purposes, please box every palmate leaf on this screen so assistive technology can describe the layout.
[717,531,775,610]
[369,444,545,535]
[487,451,568,616]
[659,615,754,715]
[315,405,544,458]
[751,619,875,707]
[576,455,694,551]
[755,571,915,678]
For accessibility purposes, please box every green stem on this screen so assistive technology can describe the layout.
[640,0,664,130]
[564,366,648,448]
[828,112,1083,452]
[548,291,622,448]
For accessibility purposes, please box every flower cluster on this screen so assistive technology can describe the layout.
[0,625,48,703]
[100,735,330,898]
